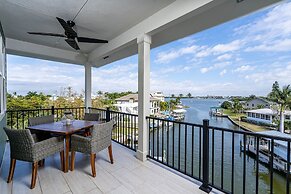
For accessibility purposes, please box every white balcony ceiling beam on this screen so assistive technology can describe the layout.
[6,38,87,65]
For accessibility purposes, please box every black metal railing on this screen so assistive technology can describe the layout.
[6,106,86,129]
[109,110,138,151]
[6,107,139,151]
[147,116,291,194]
[88,107,107,121]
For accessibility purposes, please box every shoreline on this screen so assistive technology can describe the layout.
[225,115,253,132]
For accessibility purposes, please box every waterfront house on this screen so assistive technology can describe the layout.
[0,0,288,193]
[115,93,160,115]
[245,108,291,125]
[151,91,165,102]
[244,98,274,109]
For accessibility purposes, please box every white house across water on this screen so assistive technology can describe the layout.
[245,108,291,125]
[114,93,160,115]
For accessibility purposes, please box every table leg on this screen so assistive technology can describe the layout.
[64,135,70,173]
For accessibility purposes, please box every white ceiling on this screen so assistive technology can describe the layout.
[0,0,174,53]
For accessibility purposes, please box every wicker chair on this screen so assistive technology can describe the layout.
[28,115,54,141]
[84,113,100,121]
[82,113,101,136]
[70,120,114,177]
[4,127,64,189]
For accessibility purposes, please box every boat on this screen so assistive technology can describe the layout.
[209,106,224,117]
[241,130,291,175]
[171,109,186,121]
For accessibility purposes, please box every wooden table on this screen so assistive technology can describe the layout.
[27,120,98,172]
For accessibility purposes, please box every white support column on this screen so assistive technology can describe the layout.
[85,63,92,113]
[136,34,151,161]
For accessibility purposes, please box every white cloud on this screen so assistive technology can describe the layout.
[220,69,227,76]
[8,60,84,94]
[245,38,291,52]
[155,45,199,64]
[155,51,180,64]
[195,40,243,59]
[200,62,231,74]
[216,54,232,61]
[212,40,243,53]
[200,67,211,73]
[236,2,291,52]
[245,63,291,85]
[234,65,255,72]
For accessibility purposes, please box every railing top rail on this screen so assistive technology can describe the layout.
[88,107,107,111]
[109,110,138,117]
[54,107,86,109]
[210,125,291,142]
[6,108,52,112]
[146,116,203,128]
[6,107,86,112]
[147,116,291,142]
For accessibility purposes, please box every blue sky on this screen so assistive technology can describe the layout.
[7,1,291,96]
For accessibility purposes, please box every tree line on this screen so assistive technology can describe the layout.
[7,87,135,111]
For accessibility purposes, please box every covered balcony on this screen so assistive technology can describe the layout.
[0,0,288,194]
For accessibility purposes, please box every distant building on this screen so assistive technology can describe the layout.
[245,108,291,125]
[244,98,273,109]
[151,91,165,102]
[115,93,160,115]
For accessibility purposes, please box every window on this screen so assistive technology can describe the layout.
[252,104,254,107]
[286,115,290,120]
[266,115,270,120]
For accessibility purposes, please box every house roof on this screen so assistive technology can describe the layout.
[115,93,159,102]
[245,108,291,115]
[0,0,280,66]
[245,108,275,115]
[246,97,273,104]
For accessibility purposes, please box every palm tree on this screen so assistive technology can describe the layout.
[232,99,243,113]
[97,90,103,96]
[187,93,192,98]
[268,81,291,133]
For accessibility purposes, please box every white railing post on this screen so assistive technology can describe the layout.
[136,34,151,162]
[85,63,92,113]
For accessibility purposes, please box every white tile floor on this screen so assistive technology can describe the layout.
[0,142,220,194]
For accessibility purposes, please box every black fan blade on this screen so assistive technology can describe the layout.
[28,32,66,37]
[56,17,77,37]
[65,39,80,50]
[77,37,108,43]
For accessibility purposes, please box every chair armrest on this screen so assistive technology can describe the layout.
[33,136,64,151]
[71,134,91,143]
[32,136,64,161]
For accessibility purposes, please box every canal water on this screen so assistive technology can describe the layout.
[150,98,288,194]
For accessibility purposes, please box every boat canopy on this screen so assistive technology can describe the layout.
[173,109,187,113]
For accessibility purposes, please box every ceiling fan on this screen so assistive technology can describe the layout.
[27,17,108,50]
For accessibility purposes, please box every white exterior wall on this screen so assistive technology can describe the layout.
[246,112,273,124]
